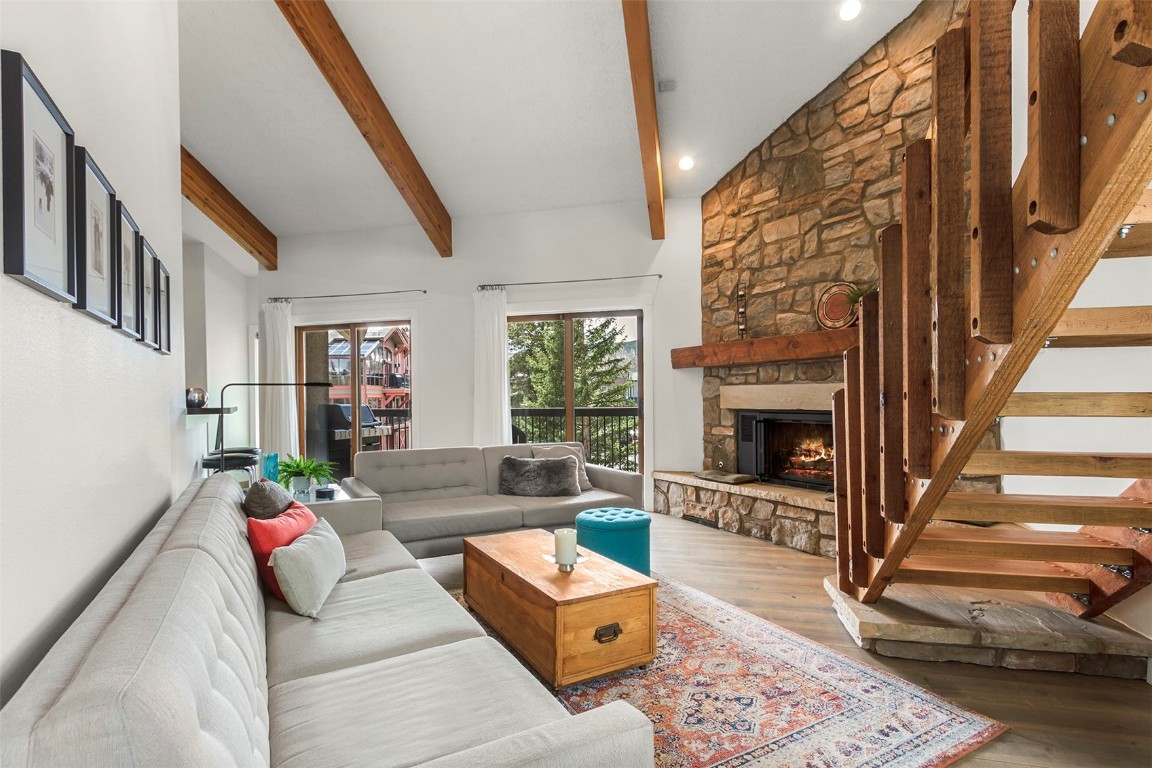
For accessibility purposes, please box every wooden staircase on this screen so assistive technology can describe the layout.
[833,0,1152,621]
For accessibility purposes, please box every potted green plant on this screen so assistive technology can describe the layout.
[277,454,336,498]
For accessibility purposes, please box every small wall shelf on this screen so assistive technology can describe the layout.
[186,406,237,415]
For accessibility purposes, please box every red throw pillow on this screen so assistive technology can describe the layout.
[247,501,317,600]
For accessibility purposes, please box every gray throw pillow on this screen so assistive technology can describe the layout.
[269,518,346,619]
[532,444,592,492]
[499,455,581,497]
[243,478,295,519]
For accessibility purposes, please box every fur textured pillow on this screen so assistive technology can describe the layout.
[243,478,295,519]
[499,455,581,497]
[532,444,593,491]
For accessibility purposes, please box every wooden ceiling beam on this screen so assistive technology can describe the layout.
[1125,185,1152,223]
[180,146,278,271]
[621,0,665,241]
[275,0,452,257]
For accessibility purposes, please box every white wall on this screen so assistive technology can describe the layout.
[0,0,185,702]
[255,198,704,500]
[183,241,255,453]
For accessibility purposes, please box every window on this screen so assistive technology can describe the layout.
[508,311,641,471]
[296,322,412,479]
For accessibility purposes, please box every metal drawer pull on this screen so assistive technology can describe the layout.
[594,622,622,644]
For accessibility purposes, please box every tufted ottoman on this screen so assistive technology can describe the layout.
[575,507,651,576]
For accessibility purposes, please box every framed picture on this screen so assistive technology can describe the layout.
[157,260,171,354]
[1,49,76,302]
[73,147,116,324]
[115,203,141,339]
[139,238,159,349]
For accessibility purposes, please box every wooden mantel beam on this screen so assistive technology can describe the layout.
[180,147,278,271]
[621,0,665,240]
[275,0,453,257]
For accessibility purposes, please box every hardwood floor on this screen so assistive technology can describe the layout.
[421,513,1152,767]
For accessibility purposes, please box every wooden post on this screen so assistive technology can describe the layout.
[902,140,933,478]
[1027,0,1080,234]
[858,292,885,558]
[931,27,969,420]
[844,345,868,587]
[832,389,853,593]
[970,0,1015,343]
[878,224,906,524]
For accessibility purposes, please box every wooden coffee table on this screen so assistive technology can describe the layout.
[463,528,657,688]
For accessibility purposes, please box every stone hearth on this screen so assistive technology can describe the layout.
[653,471,834,558]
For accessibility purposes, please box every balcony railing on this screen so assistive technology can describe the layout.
[510,407,639,472]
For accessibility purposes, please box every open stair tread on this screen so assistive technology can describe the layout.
[965,449,1152,477]
[915,526,1134,564]
[896,555,1092,593]
[935,492,1152,526]
[1001,391,1152,417]
[1047,305,1152,347]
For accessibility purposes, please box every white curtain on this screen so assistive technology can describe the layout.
[473,286,512,446]
[260,299,300,457]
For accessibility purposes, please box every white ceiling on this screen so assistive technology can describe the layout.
[178,0,921,245]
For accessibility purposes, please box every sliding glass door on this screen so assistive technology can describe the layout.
[508,311,641,471]
[296,322,412,479]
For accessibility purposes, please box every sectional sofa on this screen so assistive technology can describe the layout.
[342,442,644,557]
[0,474,655,767]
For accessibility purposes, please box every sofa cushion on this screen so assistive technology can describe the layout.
[381,495,523,542]
[159,474,267,649]
[338,529,420,581]
[21,549,270,767]
[533,443,593,491]
[497,488,640,528]
[265,568,486,687]
[242,478,295,519]
[268,636,569,768]
[271,518,346,619]
[355,446,488,502]
[247,502,317,600]
[499,455,581,497]
[480,442,587,495]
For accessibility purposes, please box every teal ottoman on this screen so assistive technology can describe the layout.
[575,507,651,576]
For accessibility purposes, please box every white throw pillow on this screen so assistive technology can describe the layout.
[532,444,593,491]
[269,517,346,618]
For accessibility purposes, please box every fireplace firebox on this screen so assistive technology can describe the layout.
[736,409,835,491]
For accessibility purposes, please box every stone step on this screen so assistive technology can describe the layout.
[823,576,1152,678]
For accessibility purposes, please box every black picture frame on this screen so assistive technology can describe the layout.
[139,238,159,349]
[115,203,141,340]
[1,49,76,302]
[157,260,171,354]
[73,147,117,324]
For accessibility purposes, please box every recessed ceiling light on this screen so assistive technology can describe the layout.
[839,0,862,21]
[678,156,695,171]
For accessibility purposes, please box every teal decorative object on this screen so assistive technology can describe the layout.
[263,452,279,482]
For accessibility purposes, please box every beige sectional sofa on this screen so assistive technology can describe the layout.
[0,474,654,767]
[342,443,644,558]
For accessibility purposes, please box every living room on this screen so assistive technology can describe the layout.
[2,0,1150,766]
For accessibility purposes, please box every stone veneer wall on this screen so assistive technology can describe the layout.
[699,0,967,472]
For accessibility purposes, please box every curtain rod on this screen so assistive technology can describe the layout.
[266,289,427,301]
[477,274,662,290]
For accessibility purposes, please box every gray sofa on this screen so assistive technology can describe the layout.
[342,443,644,558]
[0,474,654,767]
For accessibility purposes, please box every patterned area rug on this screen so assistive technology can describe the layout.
[453,576,1005,767]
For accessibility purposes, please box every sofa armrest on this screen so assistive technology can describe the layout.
[417,701,653,768]
[316,497,382,536]
[585,464,644,506]
[341,476,379,499]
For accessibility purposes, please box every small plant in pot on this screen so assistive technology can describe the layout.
[277,455,336,498]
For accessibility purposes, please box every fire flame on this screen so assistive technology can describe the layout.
[792,439,833,463]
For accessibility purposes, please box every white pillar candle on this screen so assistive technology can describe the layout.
[554,528,578,565]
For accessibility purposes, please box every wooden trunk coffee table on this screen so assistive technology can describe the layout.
[463,528,657,688]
